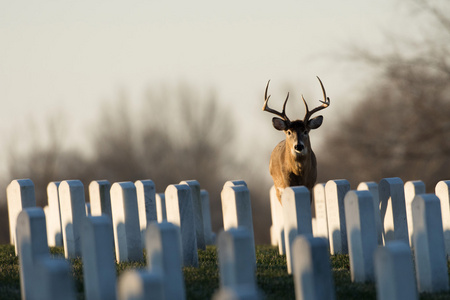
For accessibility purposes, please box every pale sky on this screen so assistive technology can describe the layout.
[0,0,419,177]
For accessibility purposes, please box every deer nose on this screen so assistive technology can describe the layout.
[294,144,304,152]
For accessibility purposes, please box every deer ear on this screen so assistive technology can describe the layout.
[308,115,323,130]
[272,117,288,131]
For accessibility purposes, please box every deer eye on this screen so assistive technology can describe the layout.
[287,130,292,136]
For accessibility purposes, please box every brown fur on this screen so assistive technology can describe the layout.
[269,119,320,203]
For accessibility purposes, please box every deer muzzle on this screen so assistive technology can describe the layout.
[293,142,307,156]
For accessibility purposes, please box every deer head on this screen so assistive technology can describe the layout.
[263,76,330,158]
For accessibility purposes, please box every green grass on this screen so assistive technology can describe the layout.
[1,244,450,299]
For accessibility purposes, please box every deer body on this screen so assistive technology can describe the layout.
[263,77,330,203]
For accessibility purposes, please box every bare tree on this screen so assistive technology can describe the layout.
[6,114,91,207]
[88,84,255,237]
[1,84,272,244]
[319,0,450,190]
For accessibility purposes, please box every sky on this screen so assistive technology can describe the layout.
[0,0,420,178]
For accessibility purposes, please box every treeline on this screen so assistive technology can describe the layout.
[0,86,271,244]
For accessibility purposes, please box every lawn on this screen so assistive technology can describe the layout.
[0,244,449,299]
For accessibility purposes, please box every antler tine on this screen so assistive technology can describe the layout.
[263,80,290,121]
[316,76,330,105]
[301,94,309,116]
[303,76,330,122]
[282,92,289,115]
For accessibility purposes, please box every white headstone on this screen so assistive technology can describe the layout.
[325,179,350,254]
[16,207,49,299]
[88,180,115,256]
[89,180,112,217]
[81,216,116,300]
[223,180,248,188]
[16,208,76,300]
[201,190,214,245]
[282,186,312,274]
[46,181,63,247]
[404,180,426,247]
[146,221,186,300]
[180,180,206,250]
[36,257,76,300]
[312,183,328,239]
[110,182,143,262]
[374,241,418,300]
[117,270,164,300]
[217,228,257,291]
[435,180,450,258]
[292,235,335,300]
[165,184,199,267]
[344,190,378,282]
[59,180,87,259]
[156,193,167,223]
[270,185,285,255]
[221,185,256,266]
[412,194,449,293]
[379,177,408,243]
[135,180,157,247]
[357,181,383,245]
[7,179,36,250]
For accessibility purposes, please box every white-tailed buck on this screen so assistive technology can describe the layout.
[263,76,330,203]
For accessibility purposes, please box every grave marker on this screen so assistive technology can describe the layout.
[59,180,86,258]
[36,257,76,300]
[379,177,408,243]
[45,181,63,247]
[270,185,285,255]
[435,180,450,258]
[412,194,449,293]
[344,190,378,282]
[374,241,418,300]
[312,183,328,239]
[165,184,199,267]
[292,236,335,300]
[180,180,206,250]
[16,207,49,299]
[7,179,36,250]
[357,181,383,245]
[404,180,426,246]
[16,208,75,300]
[325,179,350,254]
[135,180,157,247]
[89,180,112,217]
[88,180,115,257]
[81,216,116,300]
[223,180,247,188]
[282,186,312,274]
[146,222,186,300]
[221,185,256,266]
[111,182,143,262]
[217,228,258,293]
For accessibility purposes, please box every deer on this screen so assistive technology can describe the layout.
[263,76,330,203]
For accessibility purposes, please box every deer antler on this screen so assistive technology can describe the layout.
[302,76,330,123]
[263,80,290,122]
